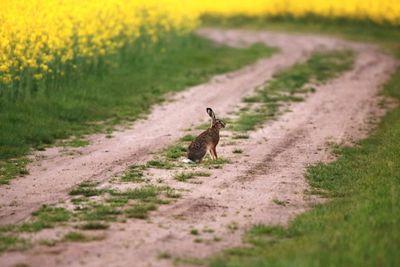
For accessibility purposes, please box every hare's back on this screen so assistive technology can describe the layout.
[187,135,208,162]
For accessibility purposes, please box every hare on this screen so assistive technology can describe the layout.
[186,108,225,163]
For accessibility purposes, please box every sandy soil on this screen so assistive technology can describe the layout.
[0,28,397,267]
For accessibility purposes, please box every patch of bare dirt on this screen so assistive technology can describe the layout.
[0,28,397,267]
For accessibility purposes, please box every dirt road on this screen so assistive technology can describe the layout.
[0,29,397,267]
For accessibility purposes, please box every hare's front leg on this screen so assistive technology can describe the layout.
[211,146,218,160]
[208,147,215,160]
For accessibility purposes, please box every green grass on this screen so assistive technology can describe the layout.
[120,171,144,183]
[71,197,88,205]
[0,158,30,184]
[125,203,157,219]
[174,171,211,182]
[232,148,243,154]
[0,182,178,252]
[165,188,182,199]
[180,134,196,142]
[174,256,207,266]
[232,50,354,132]
[174,172,196,182]
[0,234,28,253]
[165,145,187,160]
[120,166,145,183]
[0,206,73,251]
[64,138,90,148]
[105,196,129,207]
[232,134,250,139]
[190,229,200,235]
[66,185,166,223]
[112,185,160,200]
[31,206,70,223]
[63,232,96,242]
[146,159,175,169]
[272,199,287,206]
[226,222,239,233]
[201,157,230,167]
[69,181,106,197]
[80,222,109,230]
[159,252,172,259]
[209,68,400,267]
[82,204,122,221]
[203,228,215,234]
[20,206,71,232]
[0,34,275,166]
[233,111,268,132]
[0,184,174,252]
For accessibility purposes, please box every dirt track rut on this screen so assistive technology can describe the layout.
[0,28,397,267]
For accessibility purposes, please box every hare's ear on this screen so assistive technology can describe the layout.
[206,108,216,120]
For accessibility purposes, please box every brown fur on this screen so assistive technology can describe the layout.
[187,108,225,162]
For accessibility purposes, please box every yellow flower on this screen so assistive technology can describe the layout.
[0,64,9,72]
[1,0,399,88]
[33,73,43,80]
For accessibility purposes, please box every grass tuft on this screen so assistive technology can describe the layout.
[0,235,28,253]
[202,157,230,167]
[272,199,288,206]
[190,229,200,235]
[0,158,30,185]
[120,167,145,183]
[232,134,250,139]
[180,134,196,142]
[82,204,121,221]
[63,232,96,242]
[80,222,109,230]
[232,148,243,154]
[126,203,157,219]
[158,252,172,259]
[165,145,187,160]
[69,181,105,197]
[64,138,89,148]
[112,185,160,201]
[146,160,175,169]
[174,171,211,182]
[20,206,71,232]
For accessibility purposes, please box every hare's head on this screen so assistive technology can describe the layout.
[207,108,225,130]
